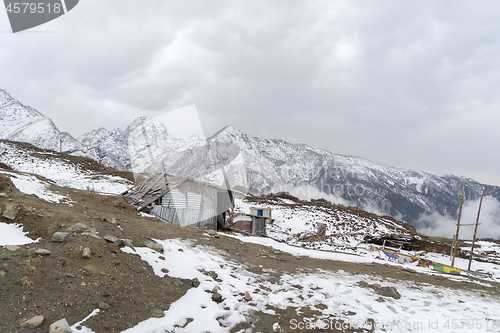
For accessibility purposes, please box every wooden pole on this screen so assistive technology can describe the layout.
[468,192,483,271]
[451,184,466,267]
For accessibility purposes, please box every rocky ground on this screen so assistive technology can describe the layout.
[1,170,500,333]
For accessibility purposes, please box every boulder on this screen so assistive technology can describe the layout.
[49,318,73,333]
[145,242,164,253]
[68,223,90,233]
[212,292,223,303]
[2,203,17,220]
[20,315,44,328]
[82,248,91,259]
[98,302,110,310]
[35,249,51,256]
[104,235,120,244]
[152,309,164,318]
[52,232,69,243]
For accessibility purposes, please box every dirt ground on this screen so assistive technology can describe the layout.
[1,172,499,333]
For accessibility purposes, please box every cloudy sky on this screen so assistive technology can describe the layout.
[1,0,500,185]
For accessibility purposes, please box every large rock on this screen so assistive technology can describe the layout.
[68,223,90,233]
[49,318,73,333]
[145,242,163,253]
[35,249,51,256]
[359,281,401,300]
[82,248,91,259]
[21,315,44,328]
[52,232,69,243]
[212,292,223,303]
[104,235,120,244]
[2,203,17,220]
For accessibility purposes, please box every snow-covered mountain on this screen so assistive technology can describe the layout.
[1,88,499,227]
[78,116,206,174]
[210,125,500,225]
[0,89,96,158]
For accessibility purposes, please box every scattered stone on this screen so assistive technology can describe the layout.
[0,192,8,198]
[120,239,134,248]
[2,203,17,220]
[161,268,169,274]
[212,292,223,303]
[110,216,117,224]
[82,248,91,259]
[35,249,51,256]
[98,302,110,310]
[68,223,89,233]
[212,286,221,293]
[192,277,200,288]
[52,232,69,243]
[65,273,75,278]
[375,286,401,299]
[21,315,44,329]
[178,248,184,252]
[145,242,163,253]
[207,271,218,280]
[207,230,217,236]
[5,245,20,251]
[104,235,119,244]
[181,278,193,286]
[49,318,73,333]
[359,281,401,299]
[152,309,164,318]
[244,292,252,301]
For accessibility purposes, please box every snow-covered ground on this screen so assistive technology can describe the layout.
[461,240,500,264]
[0,141,132,194]
[114,237,500,333]
[235,197,412,252]
[0,169,72,204]
[1,162,499,332]
[0,222,38,246]
[234,197,500,284]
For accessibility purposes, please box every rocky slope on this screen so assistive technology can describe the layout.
[1,154,500,332]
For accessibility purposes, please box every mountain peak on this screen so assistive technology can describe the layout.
[0,89,15,107]
[211,125,243,139]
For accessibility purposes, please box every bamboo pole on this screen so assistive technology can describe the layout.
[451,184,466,267]
[468,192,483,271]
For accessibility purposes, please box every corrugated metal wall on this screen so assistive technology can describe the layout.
[150,184,219,229]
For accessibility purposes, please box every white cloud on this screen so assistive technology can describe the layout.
[417,196,500,239]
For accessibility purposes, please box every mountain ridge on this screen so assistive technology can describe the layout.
[1,88,499,228]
